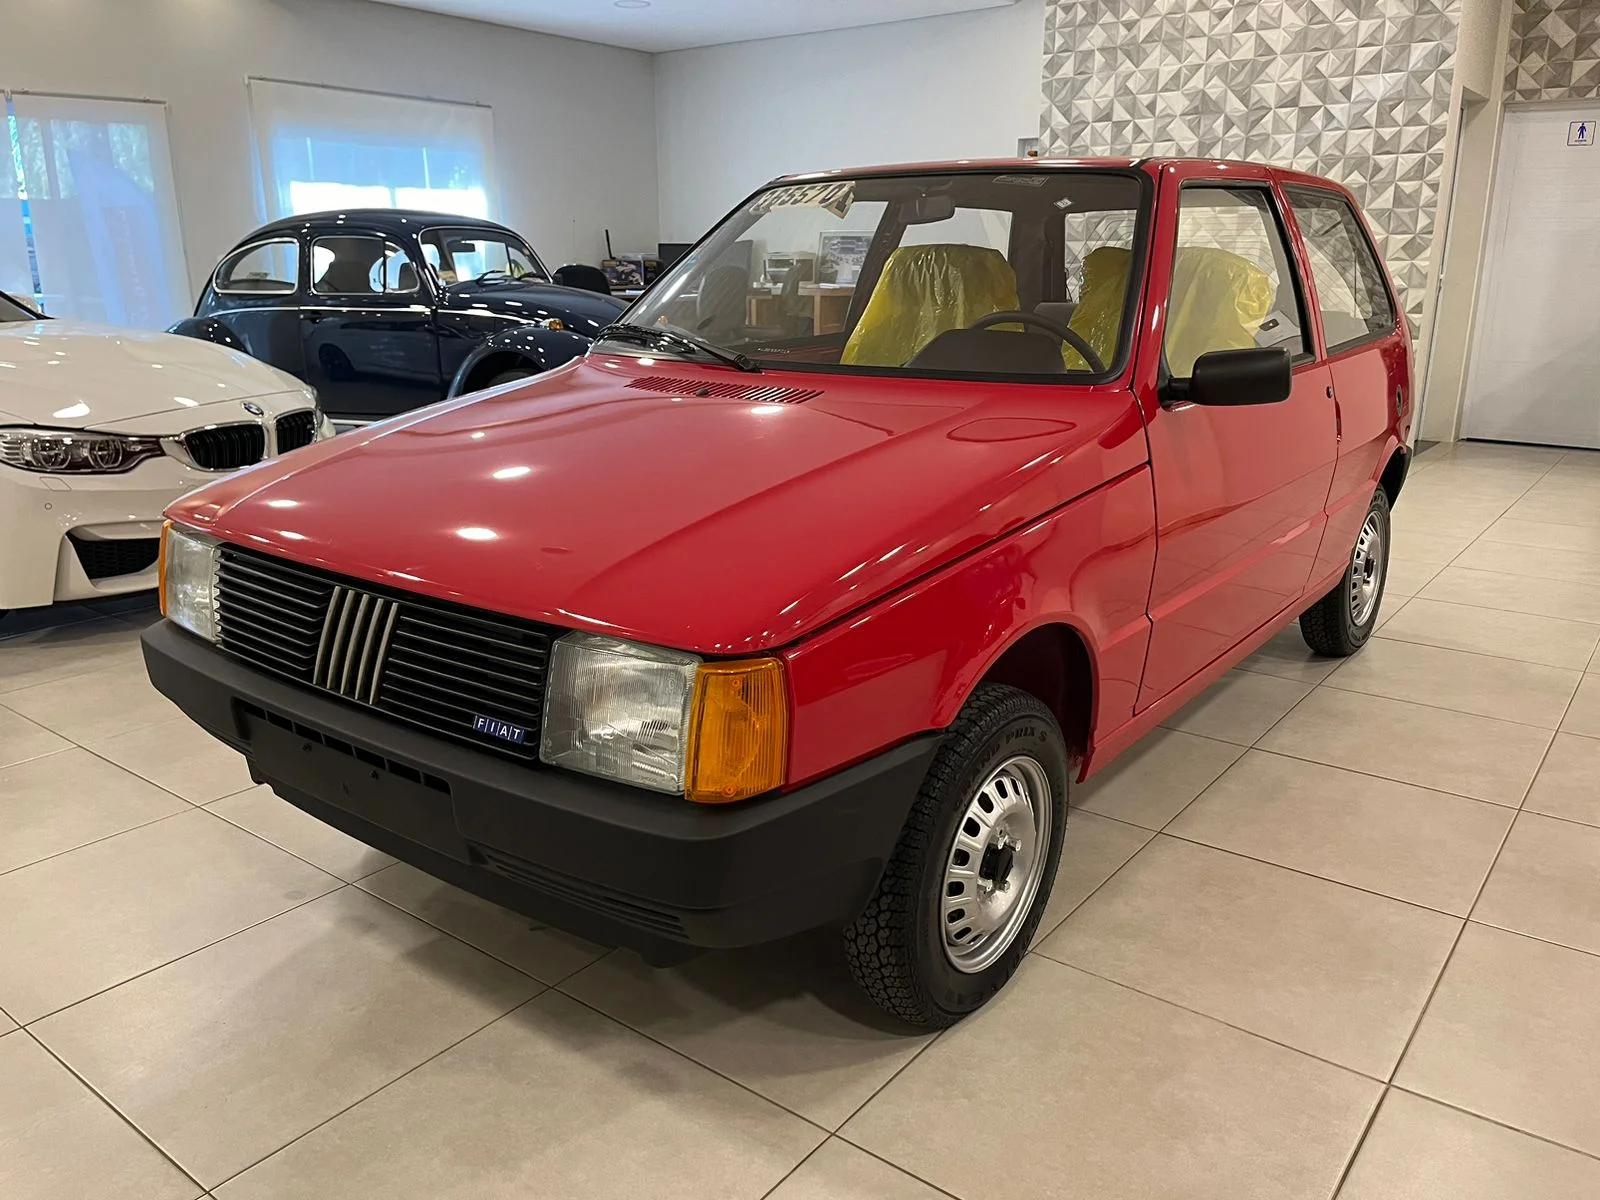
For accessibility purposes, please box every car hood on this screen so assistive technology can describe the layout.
[0,319,314,427]
[439,282,627,336]
[168,355,1145,655]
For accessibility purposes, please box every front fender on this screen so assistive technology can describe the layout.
[167,316,245,352]
[448,326,593,398]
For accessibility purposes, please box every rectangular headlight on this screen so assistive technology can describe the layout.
[539,633,789,802]
[159,521,221,643]
[540,634,699,793]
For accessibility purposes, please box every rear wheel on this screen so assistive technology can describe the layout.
[486,366,535,388]
[844,684,1068,1027]
[1301,487,1390,656]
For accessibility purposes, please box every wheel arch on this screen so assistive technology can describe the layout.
[447,327,591,398]
[1378,444,1410,508]
[969,621,1096,771]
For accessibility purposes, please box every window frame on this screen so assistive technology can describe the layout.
[1281,185,1401,357]
[308,234,423,299]
[213,237,302,298]
[1162,181,1317,381]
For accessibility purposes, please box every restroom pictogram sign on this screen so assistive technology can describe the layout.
[1570,121,1595,147]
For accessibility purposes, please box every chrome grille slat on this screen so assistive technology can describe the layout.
[214,545,551,760]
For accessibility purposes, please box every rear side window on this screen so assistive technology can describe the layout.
[311,236,420,296]
[215,240,298,295]
[1285,188,1397,352]
[1165,187,1310,377]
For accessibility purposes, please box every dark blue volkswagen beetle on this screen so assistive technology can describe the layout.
[173,210,627,420]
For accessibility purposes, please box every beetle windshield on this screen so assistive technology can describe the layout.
[607,169,1148,380]
[421,228,547,285]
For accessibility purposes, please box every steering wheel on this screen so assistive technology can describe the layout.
[967,310,1106,374]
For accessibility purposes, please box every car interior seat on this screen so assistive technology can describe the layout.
[841,243,1021,367]
[393,262,419,292]
[1164,246,1274,376]
[1062,247,1133,371]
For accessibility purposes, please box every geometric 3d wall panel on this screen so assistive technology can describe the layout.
[1506,0,1600,101]
[1041,0,1461,323]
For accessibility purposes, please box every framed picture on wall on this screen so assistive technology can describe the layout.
[816,231,874,285]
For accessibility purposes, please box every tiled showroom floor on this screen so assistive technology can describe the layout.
[6,438,1600,1199]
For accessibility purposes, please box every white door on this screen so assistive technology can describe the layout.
[1462,103,1600,449]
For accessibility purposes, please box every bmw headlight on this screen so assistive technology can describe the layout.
[159,522,221,643]
[540,633,789,803]
[0,427,165,473]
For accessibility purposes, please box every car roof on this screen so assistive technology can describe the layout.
[770,157,1350,194]
[237,210,524,246]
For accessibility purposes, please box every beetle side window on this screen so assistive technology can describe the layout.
[215,240,299,295]
[1165,187,1311,378]
[1283,187,1398,352]
[311,236,420,297]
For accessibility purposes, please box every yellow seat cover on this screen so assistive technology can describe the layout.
[1064,246,1133,371]
[841,244,1020,367]
[1164,246,1274,376]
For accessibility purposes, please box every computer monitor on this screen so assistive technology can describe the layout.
[657,242,695,269]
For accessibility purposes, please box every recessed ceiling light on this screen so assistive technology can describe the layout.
[614,0,650,8]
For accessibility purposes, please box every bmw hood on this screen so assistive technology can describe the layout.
[0,319,316,427]
[439,282,628,337]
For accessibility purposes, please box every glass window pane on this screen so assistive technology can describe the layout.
[1285,187,1397,351]
[216,240,298,294]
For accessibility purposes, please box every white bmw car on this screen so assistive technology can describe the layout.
[0,290,334,616]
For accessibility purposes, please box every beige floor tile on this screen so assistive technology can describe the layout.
[1375,598,1600,670]
[1384,557,1447,600]
[0,1031,201,1200]
[35,888,540,1187]
[1479,516,1600,553]
[1163,670,1313,746]
[1397,923,1600,1157]
[1420,567,1600,624]
[3,658,178,743]
[1524,733,1600,827]
[1471,813,1600,956]
[1340,1087,1600,1200]
[1501,494,1600,529]
[1324,639,1581,729]
[1388,527,1474,565]
[1033,810,1154,942]
[1456,540,1600,587]
[767,1140,945,1200]
[844,957,1379,1200]
[1259,689,1553,807]
[1237,625,1344,684]
[1075,727,1245,828]
[1168,751,1512,915]
[0,809,340,1023]
[358,862,605,983]
[214,991,824,1200]
[562,935,934,1130]
[1560,675,1600,738]
[87,716,254,804]
[0,705,70,769]
[0,747,189,875]
[1039,837,1458,1077]
[0,618,146,695]
[209,785,394,882]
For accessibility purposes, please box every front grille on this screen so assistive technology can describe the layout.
[216,545,552,760]
[185,423,266,470]
[69,533,160,580]
[276,410,318,452]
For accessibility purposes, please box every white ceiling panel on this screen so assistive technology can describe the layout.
[361,0,1019,53]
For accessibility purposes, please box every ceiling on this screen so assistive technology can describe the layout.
[361,0,1019,53]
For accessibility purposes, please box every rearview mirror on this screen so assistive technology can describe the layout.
[1167,347,1292,407]
[904,195,957,224]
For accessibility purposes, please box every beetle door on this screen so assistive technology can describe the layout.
[202,238,308,380]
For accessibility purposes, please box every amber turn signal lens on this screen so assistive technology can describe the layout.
[685,658,788,804]
[157,519,171,615]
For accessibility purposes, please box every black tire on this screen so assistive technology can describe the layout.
[487,366,535,388]
[1300,486,1391,657]
[844,684,1069,1028]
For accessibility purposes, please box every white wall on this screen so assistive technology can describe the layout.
[653,0,1047,239]
[0,0,659,295]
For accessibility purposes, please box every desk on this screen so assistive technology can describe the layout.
[746,284,856,334]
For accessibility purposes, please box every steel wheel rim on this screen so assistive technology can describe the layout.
[940,754,1053,974]
[1349,511,1385,627]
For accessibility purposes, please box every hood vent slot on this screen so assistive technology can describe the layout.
[627,375,822,405]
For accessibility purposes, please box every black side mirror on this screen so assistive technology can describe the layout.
[1165,346,1292,407]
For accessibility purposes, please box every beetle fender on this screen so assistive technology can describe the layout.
[448,326,593,398]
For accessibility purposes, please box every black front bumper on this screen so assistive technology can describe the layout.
[142,621,937,959]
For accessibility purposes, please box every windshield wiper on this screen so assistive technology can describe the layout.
[598,322,760,373]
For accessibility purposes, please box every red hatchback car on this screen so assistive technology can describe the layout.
[144,158,1411,1026]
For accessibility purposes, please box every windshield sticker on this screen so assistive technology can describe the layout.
[994,174,1049,187]
[750,181,856,219]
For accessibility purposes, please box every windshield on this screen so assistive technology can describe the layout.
[0,290,40,323]
[421,228,547,285]
[610,170,1147,380]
